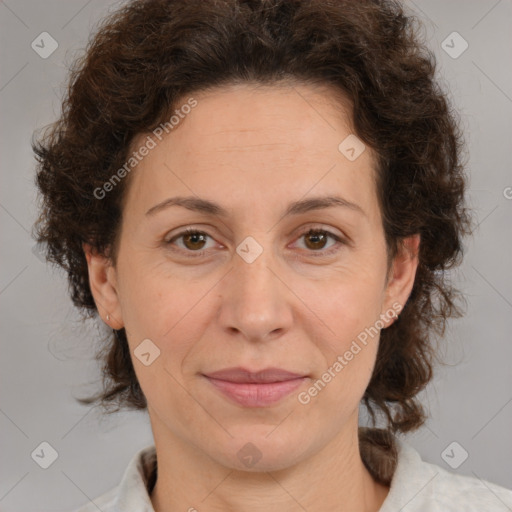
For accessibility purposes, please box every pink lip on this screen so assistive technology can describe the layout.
[202,367,309,407]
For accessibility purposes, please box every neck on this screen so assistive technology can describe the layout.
[149,417,390,512]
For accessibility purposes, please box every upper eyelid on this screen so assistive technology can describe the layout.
[166,225,345,247]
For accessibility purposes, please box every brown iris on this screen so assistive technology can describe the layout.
[182,231,207,250]
[303,230,329,250]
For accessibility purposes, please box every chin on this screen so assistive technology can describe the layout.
[209,427,312,473]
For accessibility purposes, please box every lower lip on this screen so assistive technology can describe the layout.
[204,376,307,407]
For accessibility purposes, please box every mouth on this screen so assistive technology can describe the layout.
[202,367,309,407]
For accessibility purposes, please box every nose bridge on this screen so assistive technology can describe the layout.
[218,233,293,340]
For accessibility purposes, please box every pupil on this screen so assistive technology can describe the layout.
[186,233,205,249]
[307,231,326,249]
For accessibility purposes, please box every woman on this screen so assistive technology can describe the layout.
[32,0,512,511]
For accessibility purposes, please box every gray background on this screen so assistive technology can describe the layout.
[1,0,511,510]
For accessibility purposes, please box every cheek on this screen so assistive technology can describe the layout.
[294,263,385,394]
[331,284,385,344]
[304,287,382,416]
[119,267,217,386]
[298,262,386,336]
[116,247,196,335]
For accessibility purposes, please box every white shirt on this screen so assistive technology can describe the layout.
[72,432,512,512]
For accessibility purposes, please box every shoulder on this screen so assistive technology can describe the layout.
[379,436,512,512]
[70,485,118,512]
[430,468,512,511]
[69,444,157,512]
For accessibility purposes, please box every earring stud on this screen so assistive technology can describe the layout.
[106,314,110,322]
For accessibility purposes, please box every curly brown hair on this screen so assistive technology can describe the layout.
[32,0,472,439]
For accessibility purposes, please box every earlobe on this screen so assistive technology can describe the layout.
[381,234,420,328]
[82,242,124,330]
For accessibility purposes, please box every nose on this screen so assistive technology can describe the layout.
[217,239,294,342]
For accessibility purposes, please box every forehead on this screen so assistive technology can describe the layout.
[171,82,356,158]
[123,82,380,224]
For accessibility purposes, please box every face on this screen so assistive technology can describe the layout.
[85,82,419,472]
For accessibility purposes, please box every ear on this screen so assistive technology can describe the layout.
[380,234,420,328]
[82,242,124,330]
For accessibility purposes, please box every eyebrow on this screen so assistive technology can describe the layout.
[145,195,365,218]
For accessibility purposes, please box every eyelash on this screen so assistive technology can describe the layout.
[164,226,346,259]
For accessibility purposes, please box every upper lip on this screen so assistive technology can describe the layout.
[203,367,307,383]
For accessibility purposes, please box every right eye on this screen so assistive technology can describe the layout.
[165,228,218,257]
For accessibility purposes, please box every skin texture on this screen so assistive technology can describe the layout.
[84,82,420,512]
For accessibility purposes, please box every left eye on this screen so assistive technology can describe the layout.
[292,228,343,255]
